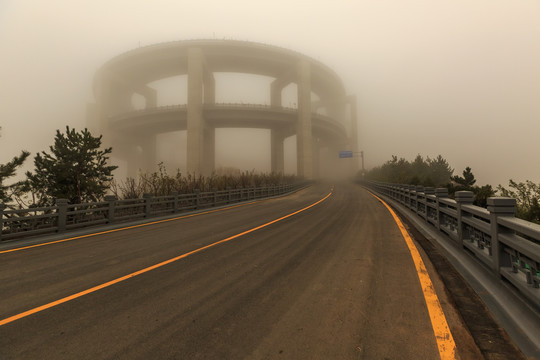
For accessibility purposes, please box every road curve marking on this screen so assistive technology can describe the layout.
[368,191,457,360]
[0,190,333,327]
[1,198,276,255]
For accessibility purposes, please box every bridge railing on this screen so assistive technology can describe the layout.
[0,183,306,243]
[364,181,540,309]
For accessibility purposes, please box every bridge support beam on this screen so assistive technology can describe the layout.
[271,129,285,174]
[187,47,205,175]
[113,135,156,177]
[296,59,313,179]
[140,86,157,108]
[204,126,215,175]
[312,138,320,178]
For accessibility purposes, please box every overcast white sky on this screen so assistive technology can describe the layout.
[1,0,539,186]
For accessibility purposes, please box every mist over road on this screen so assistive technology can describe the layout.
[1,184,486,359]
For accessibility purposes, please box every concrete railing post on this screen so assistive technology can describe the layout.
[424,187,435,222]
[194,189,200,209]
[455,191,474,246]
[172,191,179,213]
[435,188,449,232]
[487,197,517,274]
[104,195,117,224]
[56,199,68,232]
[407,185,415,210]
[415,186,424,215]
[143,193,153,218]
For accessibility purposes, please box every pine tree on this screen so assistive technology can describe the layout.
[451,166,477,188]
[26,127,117,205]
[0,151,30,204]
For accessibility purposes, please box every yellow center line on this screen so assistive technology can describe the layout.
[368,191,456,360]
[0,190,333,327]
[1,199,271,255]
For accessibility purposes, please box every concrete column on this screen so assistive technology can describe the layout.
[456,191,474,246]
[187,47,205,175]
[488,197,517,273]
[204,126,215,175]
[296,59,313,179]
[144,87,157,108]
[312,138,320,178]
[270,80,283,107]
[271,129,285,174]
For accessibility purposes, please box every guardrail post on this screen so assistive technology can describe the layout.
[487,197,516,274]
[171,191,179,213]
[143,193,152,218]
[0,204,5,241]
[56,198,68,232]
[212,188,217,206]
[405,185,413,209]
[226,187,231,204]
[415,186,424,215]
[435,188,448,232]
[424,187,435,222]
[455,191,474,246]
[194,189,200,209]
[104,195,117,224]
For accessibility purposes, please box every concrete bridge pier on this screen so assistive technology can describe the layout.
[204,126,215,175]
[186,47,216,176]
[312,138,320,178]
[187,47,205,175]
[89,40,356,180]
[271,129,285,174]
[111,135,156,177]
[296,59,313,179]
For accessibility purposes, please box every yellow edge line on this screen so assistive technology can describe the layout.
[368,191,456,360]
[0,190,333,327]
[1,199,271,254]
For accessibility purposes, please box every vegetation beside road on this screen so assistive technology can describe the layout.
[0,127,297,209]
[362,154,540,224]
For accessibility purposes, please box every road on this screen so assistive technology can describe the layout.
[0,183,493,359]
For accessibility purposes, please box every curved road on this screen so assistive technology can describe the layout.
[0,184,500,359]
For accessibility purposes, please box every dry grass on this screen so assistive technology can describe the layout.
[110,163,297,199]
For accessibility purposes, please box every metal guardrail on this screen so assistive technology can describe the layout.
[364,181,540,309]
[0,183,305,243]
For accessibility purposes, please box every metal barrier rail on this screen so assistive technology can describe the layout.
[364,181,540,309]
[0,183,306,242]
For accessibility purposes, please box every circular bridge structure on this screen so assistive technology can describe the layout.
[87,39,358,178]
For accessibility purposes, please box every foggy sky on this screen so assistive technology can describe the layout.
[1,0,539,186]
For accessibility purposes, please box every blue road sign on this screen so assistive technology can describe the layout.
[339,151,353,158]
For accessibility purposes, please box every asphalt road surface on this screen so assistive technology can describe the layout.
[0,183,507,359]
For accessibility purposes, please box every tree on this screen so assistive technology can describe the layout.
[448,167,495,208]
[426,155,454,187]
[0,151,30,205]
[498,180,540,224]
[451,166,476,188]
[26,127,117,205]
[364,154,454,187]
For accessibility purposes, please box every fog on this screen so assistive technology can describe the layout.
[1,0,539,186]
